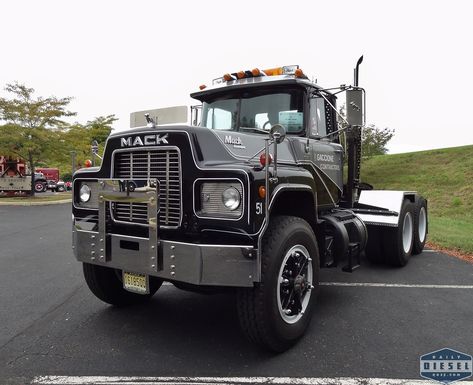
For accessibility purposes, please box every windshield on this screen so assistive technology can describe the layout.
[201,89,304,134]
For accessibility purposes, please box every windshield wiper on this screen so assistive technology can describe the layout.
[239,127,268,134]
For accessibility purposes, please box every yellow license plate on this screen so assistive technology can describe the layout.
[123,271,149,294]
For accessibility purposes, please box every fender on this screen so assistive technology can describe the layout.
[255,174,318,281]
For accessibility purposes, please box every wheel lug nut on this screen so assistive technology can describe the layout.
[284,309,292,315]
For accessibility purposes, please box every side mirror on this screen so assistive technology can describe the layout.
[270,124,286,144]
[346,89,364,126]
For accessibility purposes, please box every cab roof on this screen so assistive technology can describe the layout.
[191,65,323,101]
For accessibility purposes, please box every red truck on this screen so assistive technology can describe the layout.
[35,167,66,191]
[36,167,59,183]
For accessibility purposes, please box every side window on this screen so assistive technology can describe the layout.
[206,107,233,130]
[309,98,327,137]
[255,113,269,129]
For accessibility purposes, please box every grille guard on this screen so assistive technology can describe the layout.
[97,178,159,269]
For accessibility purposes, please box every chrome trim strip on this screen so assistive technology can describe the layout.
[268,184,315,212]
[75,228,255,249]
[209,129,296,163]
[298,159,343,193]
[162,238,254,249]
[165,151,170,224]
[297,161,338,205]
[200,228,254,238]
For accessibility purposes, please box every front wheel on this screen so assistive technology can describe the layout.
[83,263,162,306]
[237,216,319,352]
[34,182,45,193]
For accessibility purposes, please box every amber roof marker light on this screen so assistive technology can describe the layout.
[251,68,267,77]
[223,73,236,82]
[210,65,304,85]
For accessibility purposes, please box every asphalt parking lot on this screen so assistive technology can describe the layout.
[0,204,472,385]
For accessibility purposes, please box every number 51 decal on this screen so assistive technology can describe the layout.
[256,202,263,215]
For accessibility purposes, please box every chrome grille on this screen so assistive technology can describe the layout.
[113,148,181,227]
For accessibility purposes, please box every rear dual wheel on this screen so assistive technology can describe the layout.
[237,216,319,352]
[412,197,428,255]
[377,196,427,267]
[383,199,414,266]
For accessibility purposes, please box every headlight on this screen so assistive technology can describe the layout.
[197,181,243,219]
[222,187,241,210]
[79,184,91,202]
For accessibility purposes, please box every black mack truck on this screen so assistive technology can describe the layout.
[72,59,428,352]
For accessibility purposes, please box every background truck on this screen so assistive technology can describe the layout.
[72,58,428,352]
[0,156,32,196]
[35,167,64,191]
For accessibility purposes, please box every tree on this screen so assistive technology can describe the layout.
[59,115,116,172]
[361,124,395,157]
[0,82,76,194]
[338,104,395,157]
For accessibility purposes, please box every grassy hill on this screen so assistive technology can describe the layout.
[360,145,473,254]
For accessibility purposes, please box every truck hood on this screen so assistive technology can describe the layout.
[108,125,298,166]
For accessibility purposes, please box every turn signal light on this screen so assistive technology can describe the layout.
[258,186,266,199]
[259,153,273,167]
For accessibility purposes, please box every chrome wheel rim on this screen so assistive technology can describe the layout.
[402,212,413,254]
[418,207,427,243]
[277,245,313,324]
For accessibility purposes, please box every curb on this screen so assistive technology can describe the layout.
[0,199,72,206]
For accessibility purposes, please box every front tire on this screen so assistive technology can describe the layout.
[237,216,319,352]
[83,263,162,306]
[34,182,45,193]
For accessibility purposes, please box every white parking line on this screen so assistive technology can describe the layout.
[161,282,473,289]
[32,376,473,385]
[320,282,473,289]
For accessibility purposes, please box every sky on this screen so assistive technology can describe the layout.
[1,0,472,154]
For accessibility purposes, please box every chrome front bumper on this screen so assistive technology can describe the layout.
[72,179,256,287]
